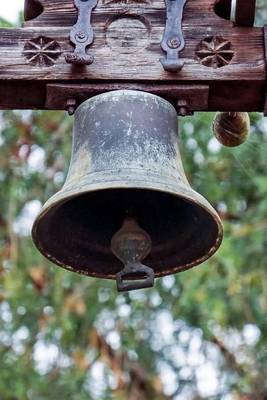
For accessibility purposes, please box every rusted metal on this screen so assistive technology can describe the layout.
[65,0,98,65]
[160,0,187,72]
[111,217,154,292]
[32,90,223,289]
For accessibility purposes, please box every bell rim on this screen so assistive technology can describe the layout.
[32,177,223,280]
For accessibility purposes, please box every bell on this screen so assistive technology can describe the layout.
[32,90,223,291]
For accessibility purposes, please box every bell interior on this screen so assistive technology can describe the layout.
[34,189,220,278]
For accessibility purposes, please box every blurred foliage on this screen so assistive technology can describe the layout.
[0,18,13,28]
[0,3,267,400]
[256,0,267,25]
[1,109,267,400]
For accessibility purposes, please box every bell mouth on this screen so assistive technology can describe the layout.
[32,187,223,279]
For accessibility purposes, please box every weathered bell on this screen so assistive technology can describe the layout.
[32,90,223,291]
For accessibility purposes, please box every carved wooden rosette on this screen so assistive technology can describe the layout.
[0,0,265,112]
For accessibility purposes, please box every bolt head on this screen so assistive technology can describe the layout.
[77,31,85,39]
[66,99,77,116]
[167,37,180,49]
[178,107,188,117]
[75,31,88,42]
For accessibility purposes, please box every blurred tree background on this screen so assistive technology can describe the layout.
[0,5,267,400]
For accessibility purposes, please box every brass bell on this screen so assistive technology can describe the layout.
[32,90,223,291]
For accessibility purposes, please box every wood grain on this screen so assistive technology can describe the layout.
[235,0,256,27]
[23,0,236,28]
[0,0,265,111]
[264,25,267,116]
[0,26,264,81]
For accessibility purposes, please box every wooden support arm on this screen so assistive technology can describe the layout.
[232,0,256,26]
[233,0,256,27]
[214,0,257,27]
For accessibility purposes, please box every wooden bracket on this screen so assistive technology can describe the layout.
[233,0,256,27]
[45,83,210,113]
[215,0,256,27]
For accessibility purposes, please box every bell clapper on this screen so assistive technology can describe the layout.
[111,216,154,292]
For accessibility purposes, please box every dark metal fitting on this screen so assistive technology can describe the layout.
[116,264,155,292]
[160,0,187,72]
[75,31,88,42]
[167,37,180,49]
[66,98,77,116]
[177,99,193,116]
[65,0,98,66]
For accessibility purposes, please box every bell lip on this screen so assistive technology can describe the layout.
[75,89,178,117]
[32,178,224,280]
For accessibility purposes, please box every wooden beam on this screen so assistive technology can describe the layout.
[264,26,267,116]
[0,0,265,111]
[0,25,264,82]
[45,83,210,111]
[24,0,44,22]
[234,0,256,27]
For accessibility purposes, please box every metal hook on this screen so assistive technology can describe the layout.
[65,0,98,65]
[160,0,187,73]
